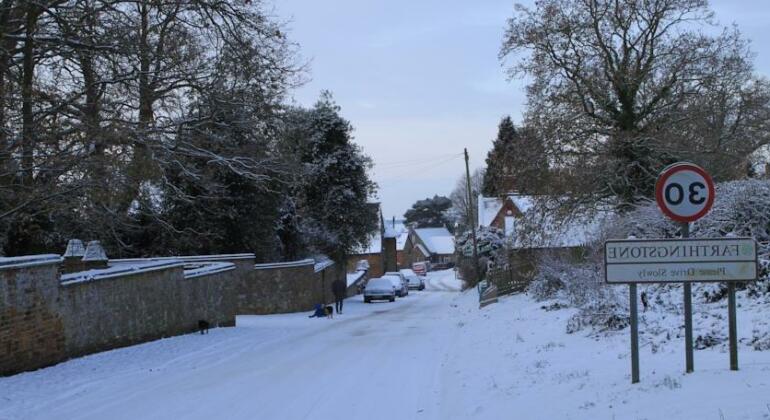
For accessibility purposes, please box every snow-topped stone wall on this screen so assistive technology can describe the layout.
[241,259,340,314]
[1,253,341,376]
[0,255,242,376]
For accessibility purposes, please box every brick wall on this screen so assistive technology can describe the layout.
[0,257,65,376]
[1,254,338,376]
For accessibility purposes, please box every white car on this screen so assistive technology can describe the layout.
[363,278,396,303]
[400,268,425,290]
[383,273,408,297]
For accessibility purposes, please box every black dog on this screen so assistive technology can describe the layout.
[198,320,210,335]
[324,306,334,319]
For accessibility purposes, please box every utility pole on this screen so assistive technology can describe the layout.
[464,148,480,284]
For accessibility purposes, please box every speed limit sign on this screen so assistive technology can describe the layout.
[655,162,715,223]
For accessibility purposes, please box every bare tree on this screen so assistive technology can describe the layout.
[502,0,770,211]
[449,168,484,234]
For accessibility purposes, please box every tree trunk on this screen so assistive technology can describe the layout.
[20,5,38,186]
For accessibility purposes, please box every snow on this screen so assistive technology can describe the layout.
[396,230,409,251]
[353,221,409,255]
[346,270,366,287]
[4,269,770,419]
[60,260,184,285]
[253,259,315,270]
[63,239,85,258]
[184,262,236,279]
[82,241,108,261]
[313,256,334,272]
[114,254,255,263]
[477,193,606,249]
[0,254,61,269]
[478,195,503,227]
[383,224,397,238]
[414,227,455,254]
[352,233,381,254]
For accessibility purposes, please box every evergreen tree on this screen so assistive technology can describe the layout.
[482,117,549,196]
[285,93,378,263]
[482,116,518,196]
[404,195,454,231]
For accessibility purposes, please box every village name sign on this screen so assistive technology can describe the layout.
[605,238,757,283]
[605,162,759,384]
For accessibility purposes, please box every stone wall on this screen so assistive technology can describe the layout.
[58,264,238,359]
[1,254,337,376]
[0,256,65,376]
[239,259,339,315]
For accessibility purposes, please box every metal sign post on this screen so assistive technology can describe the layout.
[629,283,640,383]
[606,162,758,383]
[728,282,738,370]
[681,222,694,373]
[605,237,758,382]
[656,162,715,375]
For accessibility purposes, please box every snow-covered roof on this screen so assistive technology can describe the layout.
[353,220,409,255]
[414,227,455,255]
[352,233,381,255]
[477,194,606,249]
[512,213,602,249]
[478,196,503,227]
[396,230,409,251]
[478,194,534,227]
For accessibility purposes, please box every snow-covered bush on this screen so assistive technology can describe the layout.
[565,301,630,334]
[529,252,601,306]
[455,226,506,285]
[530,251,628,333]
[532,179,770,338]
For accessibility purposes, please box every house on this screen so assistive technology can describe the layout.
[404,226,456,268]
[477,193,600,249]
[347,207,401,277]
[348,233,385,277]
[474,193,605,287]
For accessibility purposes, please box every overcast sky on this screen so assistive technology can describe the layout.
[272,0,770,221]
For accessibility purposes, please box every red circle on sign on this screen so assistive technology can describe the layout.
[655,162,715,223]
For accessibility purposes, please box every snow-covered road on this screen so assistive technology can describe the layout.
[0,270,467,420]
[5,268,770,420]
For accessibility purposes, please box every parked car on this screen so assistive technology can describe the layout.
[363,278,396,303]
[412,261,430,276]
[383,273,408,297]
[400,268,425,290]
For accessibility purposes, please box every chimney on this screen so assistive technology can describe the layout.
[62,239,85,273]
[82,240,109,270]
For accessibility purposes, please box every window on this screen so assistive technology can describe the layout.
[505,216,515,235]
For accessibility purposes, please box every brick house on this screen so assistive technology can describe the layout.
[403,227,456,268]
[475,193,604,285]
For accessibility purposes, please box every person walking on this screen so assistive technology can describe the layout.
[332,277,347,314]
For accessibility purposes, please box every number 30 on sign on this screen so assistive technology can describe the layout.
[655,162,715,223]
